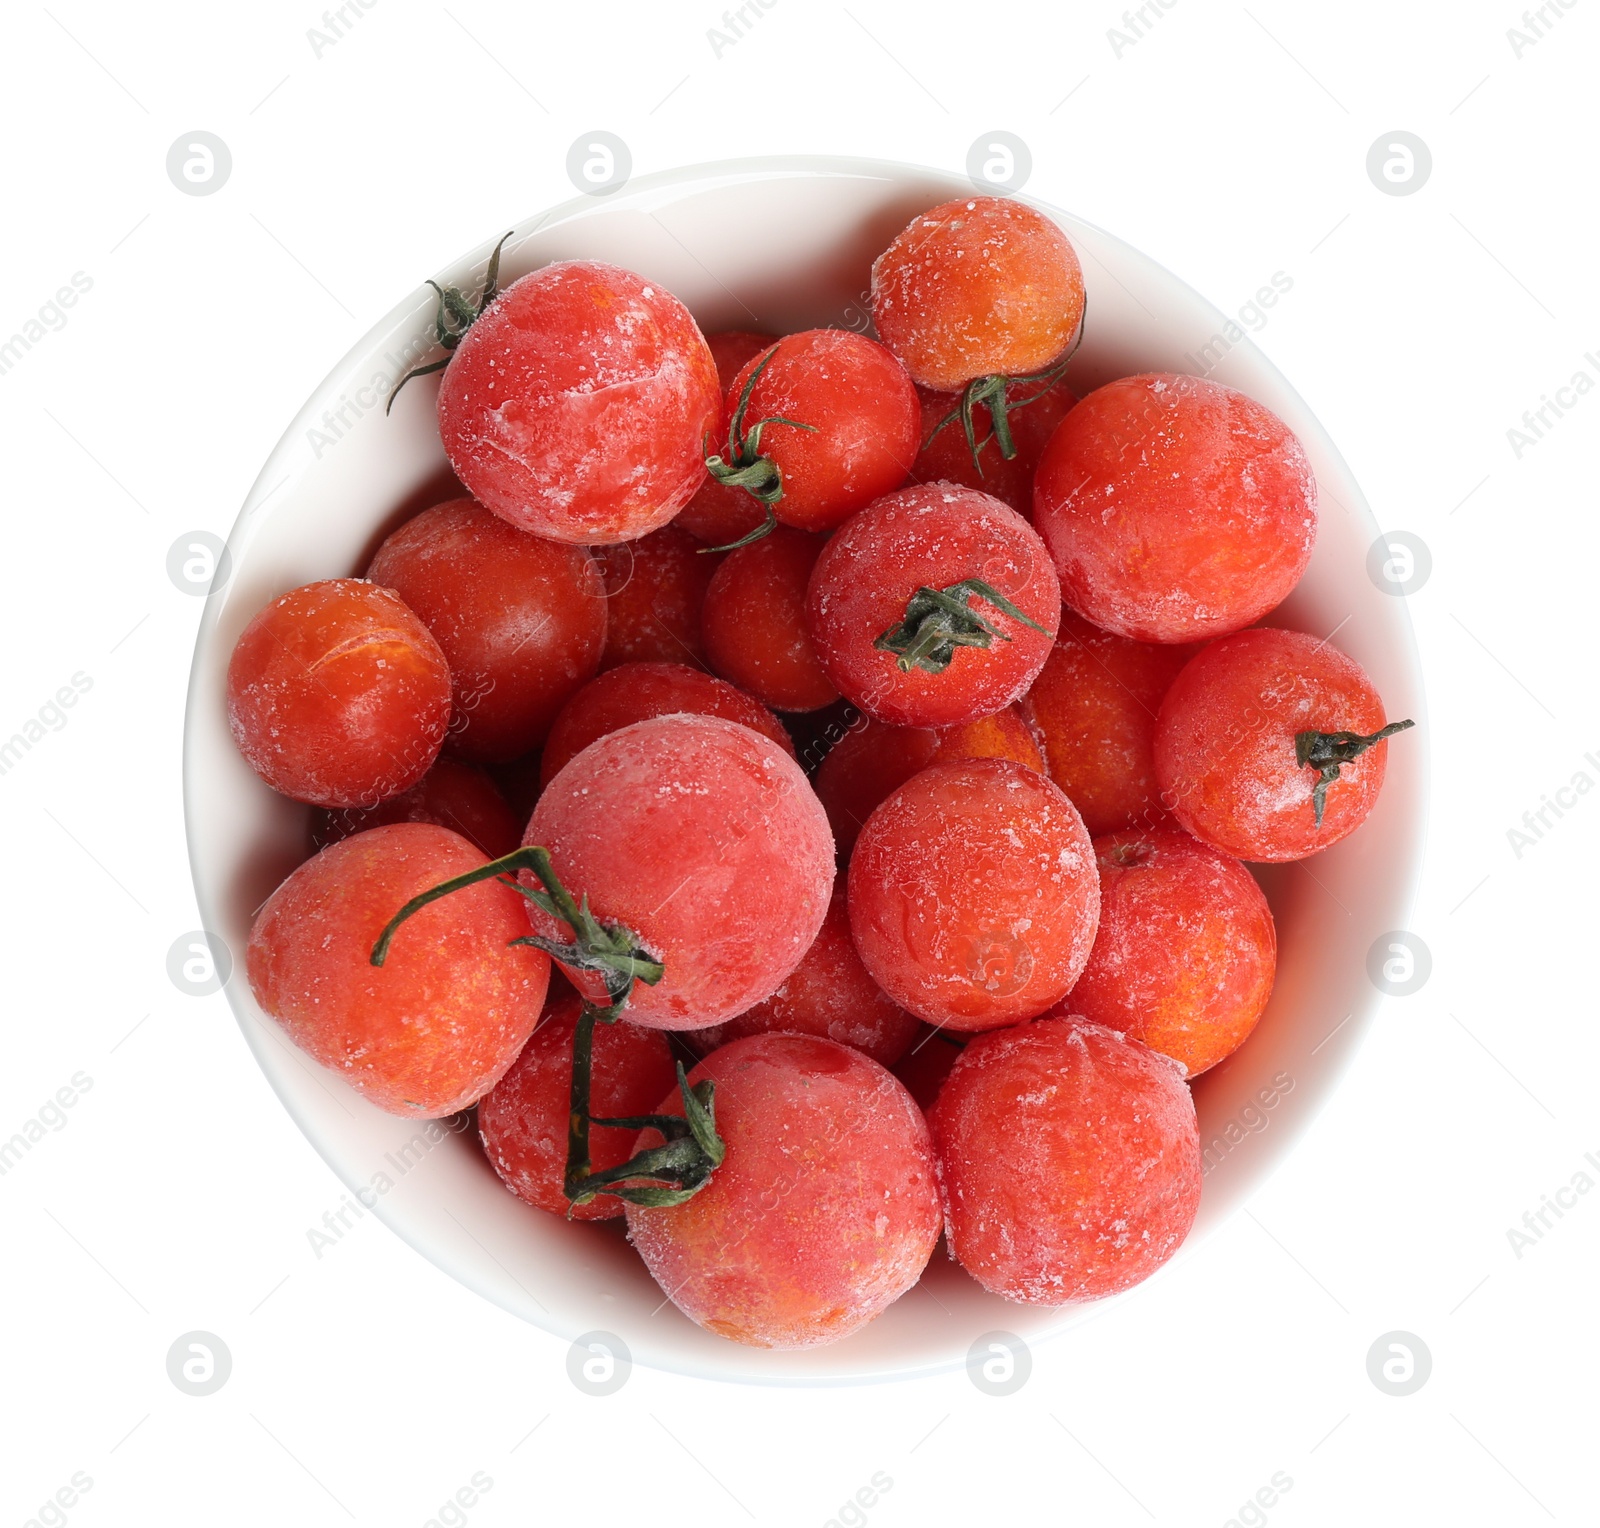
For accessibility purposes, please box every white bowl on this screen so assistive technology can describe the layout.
[184,156,1426,1385]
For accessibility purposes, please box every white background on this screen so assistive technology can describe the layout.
[1,2,1595,1524]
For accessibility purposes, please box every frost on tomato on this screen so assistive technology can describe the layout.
[1061,826,1277,1077]
[437,260,720,545]
[930,1018,1201,1304]
[478,992,677,1222]
[847,757,1099,1031]
[246,824,549,1116]
[313,757,521,860]
[227,578,451,808]
[1033,373,1317,643]
[1021,608,1196,838]
[871,196,1085,393]
[807,484,1060,729]
[589,521,717,671]
[625,1034,940,1348]
[539,660,794,788]
[814,706,1043,859]
[367,498,607,762]
[686,885,920,1066]
[1154,627,1413,861]
[525,714,835,1029]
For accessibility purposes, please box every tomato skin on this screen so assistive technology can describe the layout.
[525,714,835,1030]
[478,993,678,1222]
[246,824,550,1117]
[1059,827,1277,1077]
[847,757,1099,1031]
[625,1034,940,1349]
[702,527,839,713]
[685,885,920,1066]
[539,660,794,789]
[437,260,721,545]
[718,329,919,534]
[1154,628,1397,861]
[930,1018,1201,1304]
[1034,373,1317,644]
[806,483,1060,728]
[227,578,451,808]
[871,196,1085,391]
[367,498,607,763]
[1021,608,1197,838]
[590,522,718,671]
[814,706,1043,859]
[910,381,1075,516]
[313,757,521,859]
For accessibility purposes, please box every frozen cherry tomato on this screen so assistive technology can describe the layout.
[1154,628,1413,861]
[478,992,677,1221]
[814,706,1043,858]
[911,380,1075,516]
[589,521,718,670]
[539,661,794,788]
[686,885,920,1066]
[625,1034,940,1348]
[1021,608,1196,837]
[367,497,607,762]
[436,260,720,544]
[227,578,451,808]
[247,824,549,1116]
[313,757,521,860]
[525,714,834,1029]
[807,484,1060,728]
[1062,827,1276,1076]
[703,330,919,539]
[702,526,838,712]
[848,757,1098,1030]
[891,1027,964,1113]
[1034,373,1317,643]
[930,1018,1200,1303]
[706,329,776,389]
[872,196,1085,392]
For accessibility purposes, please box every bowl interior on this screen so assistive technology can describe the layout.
[184,157,1424,1385]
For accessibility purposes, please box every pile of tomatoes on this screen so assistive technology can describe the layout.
[227,195,1412,1350]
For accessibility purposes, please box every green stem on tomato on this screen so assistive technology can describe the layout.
[874,578,1048,675]
[1295,719,1416,827]
[385,231,514,413]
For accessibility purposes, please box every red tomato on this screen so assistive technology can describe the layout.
[523,714,834,1029]
[911,380,1075,516]
[1034,374,1317,643]
[814,706,1044,858]
[1021,608,1197,837]
[708,330,919,537]
[478,992,678,1221]
[807,483,1060,728]
[227,579,451,808]
[539,660,794,788]
[625,1034,940,1348]
[437,260,720,544]
[1154,628,1412,860]
[246,824,549,1116]
[848,757,1099,1030]
[702,526,838,713]
[367,498,607,762]
[1061,827,1277,1076]
[871,196,1085,392]
[686,885,920,1066]
[589,521,718,671]
[705,329,776,389]
[931,1018,1201,1303]
[313,757,521,860]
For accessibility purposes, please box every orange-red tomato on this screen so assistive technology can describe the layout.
[589,521,718,671]
[313,756,521,859]
[910,381,1075,516]
[246,824,550,1116]
[227,579,451,808]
